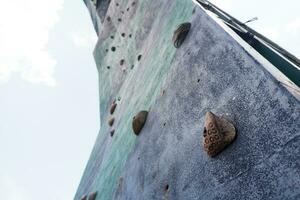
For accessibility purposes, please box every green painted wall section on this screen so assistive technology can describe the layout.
[76,0,195,199]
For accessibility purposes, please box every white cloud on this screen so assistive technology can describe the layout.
[71,32,98,48]
[0,0,64,87]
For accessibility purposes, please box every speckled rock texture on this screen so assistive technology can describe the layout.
[75,0,300,199]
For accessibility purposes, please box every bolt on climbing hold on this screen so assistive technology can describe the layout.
[120,59,125,65]
[132,111,148,135]
[202,112,236,157]
[108,117,115,127]
[137,54,142,61]
[111,46,116,51]
[121,33,125,37]
[110,102,117,114]
[88,192,97,200]
[164,184,169,192]
[172,22,191,48]
[110,129,115,137]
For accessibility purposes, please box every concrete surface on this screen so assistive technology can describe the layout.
[75,0,300,199]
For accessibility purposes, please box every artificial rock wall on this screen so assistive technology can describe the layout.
[75,0,300,199]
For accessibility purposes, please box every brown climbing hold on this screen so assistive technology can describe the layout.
[108,117,115,127]
[202,112,236,157]
[110,129,115,137]
[110,103,117,114]
[88,192,97,200]
[132,111,148,135]
[172,22,191,48]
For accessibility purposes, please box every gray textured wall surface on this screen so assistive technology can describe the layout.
[76,0,300,199]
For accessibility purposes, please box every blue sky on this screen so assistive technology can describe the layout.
[0,0,299,199]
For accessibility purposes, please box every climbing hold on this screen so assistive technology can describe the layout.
[122,66,127,72]
[118,97,121,101]
[108,117,115,127]
[127,7,130,11]
[107,66,110,69]
[129,34,132,38]
[164,184,169,192]
[121,33,125,37]
[120,59,125,65]
[106,16,111,22]
[80,195,87,200]
[110,102,117,114]
[202,112,236,157]
[132,111,148,135]
[172,22,191,48]
[110,35,114,39]
[110,129,115,137]
[132,2,136,6]
[137,54,142,61]
[118,18,122,22]
[88,192,97,200]
[111,46,116,51]
[116,3,119,6]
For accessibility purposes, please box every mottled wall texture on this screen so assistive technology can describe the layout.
[75,0,300,199]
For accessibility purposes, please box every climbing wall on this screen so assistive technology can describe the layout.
[75,0,300,199]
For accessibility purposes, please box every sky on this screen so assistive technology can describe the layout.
[0,0,299,200]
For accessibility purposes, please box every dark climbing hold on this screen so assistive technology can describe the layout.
[108,117,115,127]
[105,49,109,52]
[137,54,142,61]
[127,7,130,11]
[132,2,136,6]
[164,184,169,192]
[110,129,115,137]
[111,46,116,51]
[172,22,191,48]
[107,66,110,69]
[129,34,132,38]
[120,59,125,65]
[116,3,119,6]
[106,16,111,22]
[132,111,148,135]
[88,192,97,200]
[80,195,87,200]
[118,97,121,101]
[110,102,117,114]
[202,112,236,157]
[110,35,114,39]
[118,18,122,22]
[121,33,125,37]
[197,79,200,83]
